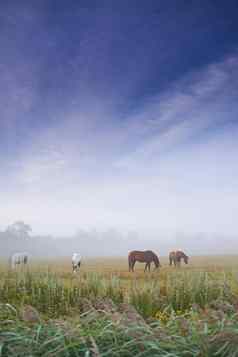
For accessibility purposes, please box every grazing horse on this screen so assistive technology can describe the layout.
[128,250,161,272]
[72,253,81,273]
[10,252,28,270]
[169,250,189,267]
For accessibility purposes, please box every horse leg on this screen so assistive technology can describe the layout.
[144,263,147,272]
[148,262,151,272]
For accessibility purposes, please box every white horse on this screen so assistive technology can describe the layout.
[10,252,29,270]
[72,253,81,273]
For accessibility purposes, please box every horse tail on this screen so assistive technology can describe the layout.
[169,253,172,265]
[128,252,132,271]
[128,252,135,271]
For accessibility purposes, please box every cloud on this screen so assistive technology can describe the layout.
[115,52,238,170]
[16,49,238,189]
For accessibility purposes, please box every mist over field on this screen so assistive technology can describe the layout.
[0,221,237,258]
[0,1,238,257]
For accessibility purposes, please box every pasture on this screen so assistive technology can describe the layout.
[1,255,238,356]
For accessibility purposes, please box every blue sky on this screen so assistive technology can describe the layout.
[0,1,238,240]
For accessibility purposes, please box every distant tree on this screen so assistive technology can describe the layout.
[6,221,32,239]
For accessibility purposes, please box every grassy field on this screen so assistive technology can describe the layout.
[1,255,238,356]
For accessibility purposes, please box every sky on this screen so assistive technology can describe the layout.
[0,1,238,243]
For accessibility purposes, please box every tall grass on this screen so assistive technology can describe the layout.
[0,269,237,318]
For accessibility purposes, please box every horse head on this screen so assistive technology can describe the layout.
[183,254,189,264]
[153,254,162,269]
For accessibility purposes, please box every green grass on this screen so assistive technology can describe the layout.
[1,301,238,356]
[1,258,238,355]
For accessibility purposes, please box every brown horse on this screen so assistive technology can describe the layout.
[169,250,189,267]
[128,250,161,272]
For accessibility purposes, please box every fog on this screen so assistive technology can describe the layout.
[0,221,237,259]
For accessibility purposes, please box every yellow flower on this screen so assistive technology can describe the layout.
[154,310,169,323]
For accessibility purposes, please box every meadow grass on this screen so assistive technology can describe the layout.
[1,256,238,356]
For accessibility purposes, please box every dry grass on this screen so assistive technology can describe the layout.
[1,255,238,355]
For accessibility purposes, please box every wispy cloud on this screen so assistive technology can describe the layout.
[116,52,238,169]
